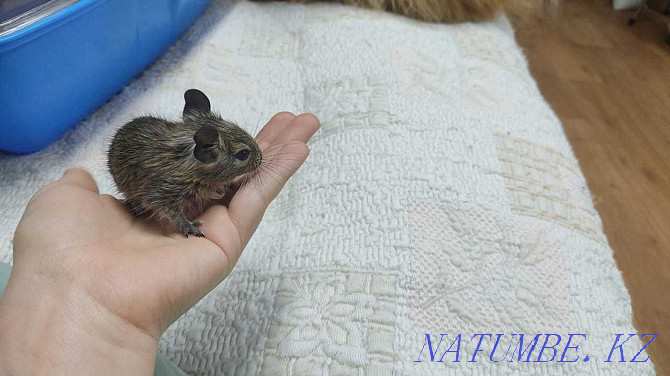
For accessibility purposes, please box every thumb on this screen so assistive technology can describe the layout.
[58,168,99,194]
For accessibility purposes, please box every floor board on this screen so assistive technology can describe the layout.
[514,1,670,373]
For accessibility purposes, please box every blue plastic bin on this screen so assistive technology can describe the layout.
[0,0,211,154]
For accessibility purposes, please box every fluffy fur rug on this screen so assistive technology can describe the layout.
[252,0,543,22]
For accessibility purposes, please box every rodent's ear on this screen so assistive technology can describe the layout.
[184,89,211,116]
[193,126,220,163]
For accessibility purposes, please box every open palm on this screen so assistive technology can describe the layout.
[10,112,319,340]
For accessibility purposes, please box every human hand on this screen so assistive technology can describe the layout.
[0,112,320,375]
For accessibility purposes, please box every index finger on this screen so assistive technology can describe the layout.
[228,140,310,246]
[228,113,319,245]
[199,113,319,259]
[254,112,296,144]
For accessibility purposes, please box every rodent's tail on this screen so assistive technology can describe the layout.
[247,0,556,23]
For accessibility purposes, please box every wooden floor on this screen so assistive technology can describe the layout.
[513,1,670,373]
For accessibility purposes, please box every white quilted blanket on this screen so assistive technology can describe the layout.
[0,1,655,374]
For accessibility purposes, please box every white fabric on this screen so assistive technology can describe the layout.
[0,1,655,374]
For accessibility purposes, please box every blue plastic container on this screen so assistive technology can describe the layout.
[0,0,211,153]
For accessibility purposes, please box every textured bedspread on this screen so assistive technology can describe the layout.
[0,1,655,374]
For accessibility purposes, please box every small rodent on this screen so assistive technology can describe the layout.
[108,89,261,238]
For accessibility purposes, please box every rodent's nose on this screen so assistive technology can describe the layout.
[255,152,262,169]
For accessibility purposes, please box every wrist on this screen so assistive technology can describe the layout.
[0,267,158,376]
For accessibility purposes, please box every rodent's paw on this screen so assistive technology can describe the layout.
[216,182,236,195]
[179,217,205,238]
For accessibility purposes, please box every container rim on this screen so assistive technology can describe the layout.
[0,0,81,37]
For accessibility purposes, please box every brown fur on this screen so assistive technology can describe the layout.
[253,0,546,23]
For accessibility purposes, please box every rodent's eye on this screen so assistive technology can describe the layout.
[235,149,250,161]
